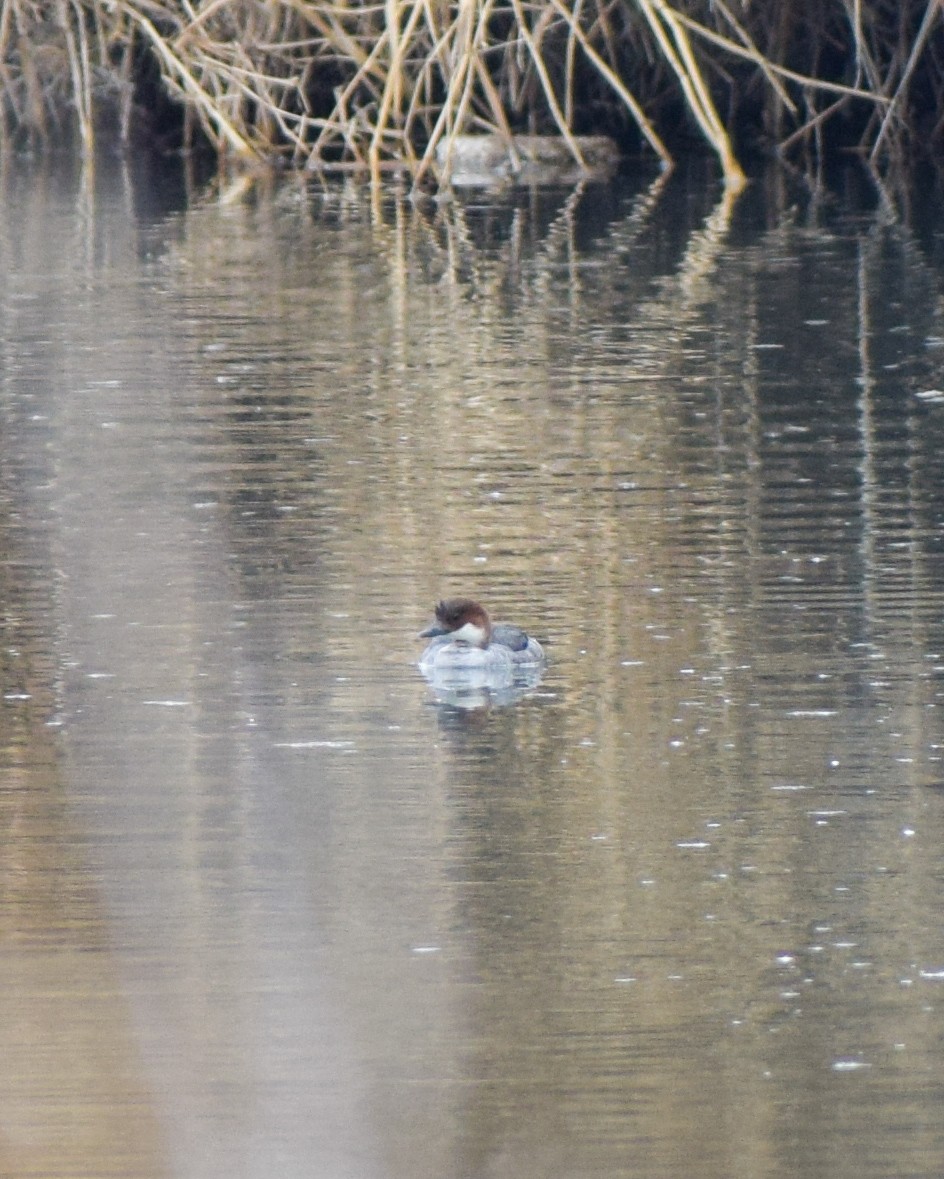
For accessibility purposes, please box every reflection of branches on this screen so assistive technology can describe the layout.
[673,183,741,309]
[379,169,673,305]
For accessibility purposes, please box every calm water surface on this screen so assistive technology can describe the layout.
[2,159,944,1177]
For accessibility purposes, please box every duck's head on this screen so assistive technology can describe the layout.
[419,598,493,648]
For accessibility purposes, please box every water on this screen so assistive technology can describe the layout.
[2,158,944,1177]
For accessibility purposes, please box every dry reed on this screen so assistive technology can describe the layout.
[2,1,940,185]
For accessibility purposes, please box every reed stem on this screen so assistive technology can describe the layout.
[2,0,934,183]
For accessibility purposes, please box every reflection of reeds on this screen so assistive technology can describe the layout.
[4,2,938,183]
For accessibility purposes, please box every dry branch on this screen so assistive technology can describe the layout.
[0,0,934,182]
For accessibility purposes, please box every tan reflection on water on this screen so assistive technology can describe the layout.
[2,161,944,1178]
[0,549,166,1177]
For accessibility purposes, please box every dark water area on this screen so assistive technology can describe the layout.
[2,155,944,1178]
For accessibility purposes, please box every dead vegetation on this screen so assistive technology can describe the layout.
[3,1,942,186]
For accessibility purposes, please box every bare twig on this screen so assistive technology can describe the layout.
[0,0,934,184]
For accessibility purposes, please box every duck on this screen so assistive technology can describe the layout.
[418,598,546,672]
